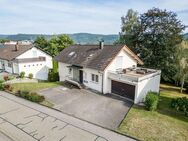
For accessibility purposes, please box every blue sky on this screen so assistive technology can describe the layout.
[0,0,188,34]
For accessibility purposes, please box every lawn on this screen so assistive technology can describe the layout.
[12,82,61,93]
[118,84,188,141]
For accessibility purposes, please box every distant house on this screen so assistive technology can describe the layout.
[0,43,52,80]
[55,42,161,103]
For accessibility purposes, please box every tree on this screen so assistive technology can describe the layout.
[34,34,74,57]
[118,8,185,82]
[0,39,10,43]
[47,34,74,57]
[117,9,140,53]
[174,40,188,93]
[138,8,185,82]
[34,36,49,50]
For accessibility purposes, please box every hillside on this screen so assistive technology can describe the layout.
[0,33,119,44]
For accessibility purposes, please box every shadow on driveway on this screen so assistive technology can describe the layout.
[38,86,132,130]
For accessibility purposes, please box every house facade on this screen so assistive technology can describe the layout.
[0,43,52,80]
[55,43,161,104]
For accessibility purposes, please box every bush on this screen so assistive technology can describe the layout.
[48,69,59,82]
[16,91,45,103]
[8,75,14,80]
[185,85,188,94]
[20,71,25,78]
[0,83,4,90]
[3,75,9,81]
[3,84,13,92]
[144,92,159,111]
[28,73,33,79]
[171,97,188,116]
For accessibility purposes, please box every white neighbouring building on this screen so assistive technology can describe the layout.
[0,43,52,80]
[55,43,161,104]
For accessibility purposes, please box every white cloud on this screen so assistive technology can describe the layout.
[0,0,188,34]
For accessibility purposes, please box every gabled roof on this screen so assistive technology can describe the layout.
[55,44,143,71]
[0,44,33,61]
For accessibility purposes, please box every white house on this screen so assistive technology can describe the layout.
[0,43,52,80]
[55,42,161,104]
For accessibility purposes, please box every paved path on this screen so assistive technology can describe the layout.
[0,91,135,141]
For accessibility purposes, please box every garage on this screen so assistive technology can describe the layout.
[111,80,135,101]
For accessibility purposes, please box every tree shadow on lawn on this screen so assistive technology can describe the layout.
[157,95,188,123]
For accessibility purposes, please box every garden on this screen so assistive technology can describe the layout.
[118,84,188,141]
[0,71,60,107]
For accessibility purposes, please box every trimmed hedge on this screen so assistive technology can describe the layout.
[145,92,159,111]
[16,91,45,103]
[171,97,188,116]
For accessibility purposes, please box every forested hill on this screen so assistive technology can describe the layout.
[0,33,119,44]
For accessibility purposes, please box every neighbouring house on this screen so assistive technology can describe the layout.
[0,43,52,80]
[55,42,161,103]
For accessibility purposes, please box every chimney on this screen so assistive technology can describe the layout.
[99,40,104,49]
[15,41,19,51]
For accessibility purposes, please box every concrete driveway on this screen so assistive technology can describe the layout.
[38,86,132,129]
[0,91,134,141]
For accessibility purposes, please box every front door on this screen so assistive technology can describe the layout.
[79,70,83,84]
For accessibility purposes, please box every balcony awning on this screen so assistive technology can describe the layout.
[67,65,83,69]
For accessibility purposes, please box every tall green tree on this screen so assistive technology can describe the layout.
[34,34,73,57]
[138,8,185,82]
[34,36,49,49]
[118,9,140,53]
[174,40,188,93]
[47,34,74,57]
[118,8,185,82]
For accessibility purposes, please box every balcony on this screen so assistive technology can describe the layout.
[108,67,161,83]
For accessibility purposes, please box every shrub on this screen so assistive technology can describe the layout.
[0,83,4,90]
[28,73,33,79]
[3,75,9,81]
[3,84,13,92]
[171,97,188,116]
[8,75,14,80]
[20,71,25,78]
[16,91,45,103]
[144,92,159,111]
[48,69,59,82]
[185,85,188,94]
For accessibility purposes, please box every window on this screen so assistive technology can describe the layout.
[68,68,72,74]
[96,75,99,82]
[91,74,99,83]
[33,50,37,57]
[8,62,12,67]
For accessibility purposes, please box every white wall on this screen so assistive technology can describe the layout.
[134,74,161,103]
[103,49,137,94]
[58,62,72,81]
[83,68,102,92]
[16,47,52,80]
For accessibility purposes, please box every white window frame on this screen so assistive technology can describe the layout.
[91,74,99,83]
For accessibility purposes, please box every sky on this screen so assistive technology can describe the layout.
[0,0,188,34]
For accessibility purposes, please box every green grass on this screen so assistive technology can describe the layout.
[118,84,188,141]
[12,82,61,93]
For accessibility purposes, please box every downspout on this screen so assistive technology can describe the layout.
[99,71,104,94]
